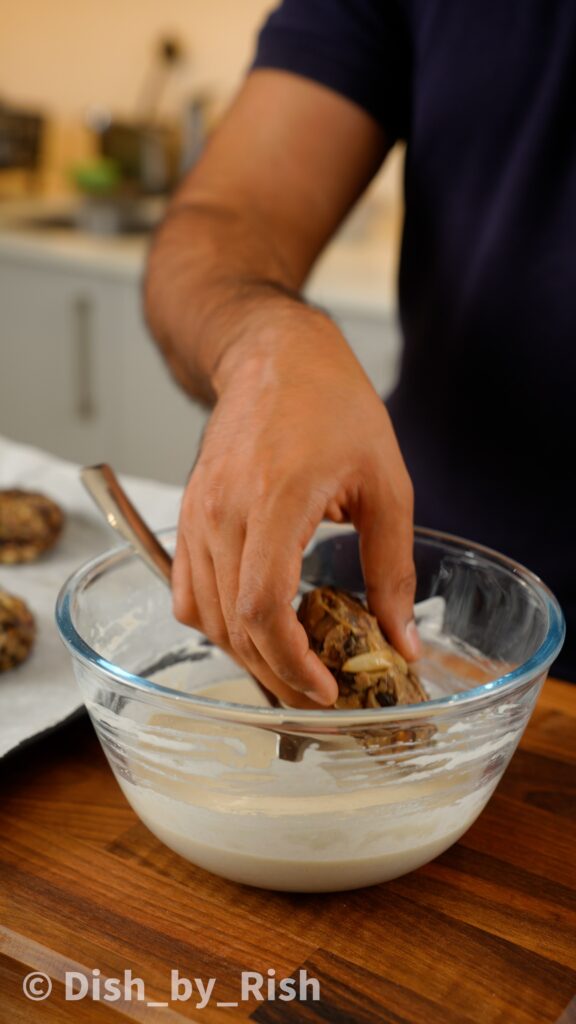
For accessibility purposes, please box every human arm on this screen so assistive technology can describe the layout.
[145,70,420,706]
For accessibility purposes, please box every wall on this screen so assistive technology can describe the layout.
[1,0,275,115]
[0,0,403,206]
[0,0,277,193]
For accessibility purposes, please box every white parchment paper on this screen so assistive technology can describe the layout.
[0,436,182,758]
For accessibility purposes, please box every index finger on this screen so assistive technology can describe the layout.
[236,496,339,706]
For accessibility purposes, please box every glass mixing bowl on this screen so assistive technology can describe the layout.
[56,525,564,892]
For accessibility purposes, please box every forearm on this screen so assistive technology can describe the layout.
[144,196,320,404]
[144,69,387,405]
[144,72,416,706]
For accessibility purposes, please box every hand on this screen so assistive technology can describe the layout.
[172,310,420,707]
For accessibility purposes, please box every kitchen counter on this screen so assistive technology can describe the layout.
[1,677,575,1023]
[0,196,401,315]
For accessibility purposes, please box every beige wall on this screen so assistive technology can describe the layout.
[1,0,275,192]
[1,0,402,208]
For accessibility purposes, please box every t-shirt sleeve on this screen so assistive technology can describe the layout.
[251,0,411,142]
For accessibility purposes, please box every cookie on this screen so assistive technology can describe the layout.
[298,587,428,709]
[298,587,432,751]
[0,489,64,563]
[0,589,35,671]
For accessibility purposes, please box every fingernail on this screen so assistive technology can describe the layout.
[405,619,422,659]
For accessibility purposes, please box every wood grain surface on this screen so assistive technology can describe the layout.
[0,677,575,1024]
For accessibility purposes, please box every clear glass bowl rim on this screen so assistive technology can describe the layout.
[55,525,565,728]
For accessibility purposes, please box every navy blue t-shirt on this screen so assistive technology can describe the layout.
[253,0,576,680]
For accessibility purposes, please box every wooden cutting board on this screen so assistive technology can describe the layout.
[1,677,575,1024]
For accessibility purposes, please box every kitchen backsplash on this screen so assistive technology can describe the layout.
[1,0,403,207]
[1,0,275,194]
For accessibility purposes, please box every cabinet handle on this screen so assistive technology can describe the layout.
[73,295,96,420]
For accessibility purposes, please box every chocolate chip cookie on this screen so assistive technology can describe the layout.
[0,489,64,563]
[0,589,35,671]
[298,587,431,750]
[298,587,428,709]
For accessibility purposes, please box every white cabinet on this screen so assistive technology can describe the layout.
[0,251,400,484]
[0,260,121,465]
[112,278,208,482]
[330,307,400,399]
[0,256,208,484]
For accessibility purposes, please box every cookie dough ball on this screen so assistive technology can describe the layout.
[0,489,64,563]
[0,590,35,671]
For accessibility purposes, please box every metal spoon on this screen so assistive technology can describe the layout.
[80,464,316,760]
[81,463,172,585]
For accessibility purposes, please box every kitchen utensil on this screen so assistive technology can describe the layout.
[0,103,44,170]
[81,463,172,586]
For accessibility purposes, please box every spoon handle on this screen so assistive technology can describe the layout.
[81,463,173,586]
